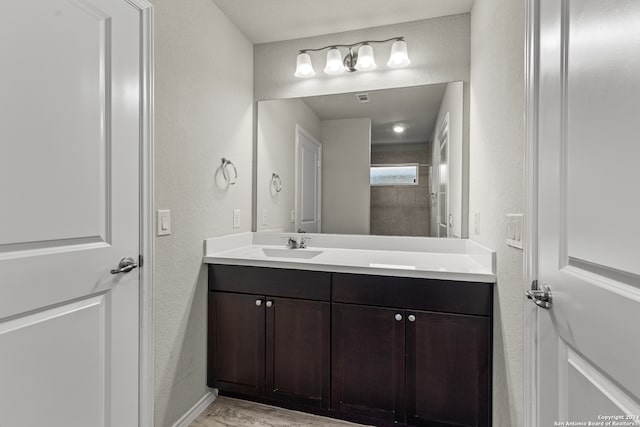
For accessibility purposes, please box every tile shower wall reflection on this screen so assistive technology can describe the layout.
[370,143,432,236]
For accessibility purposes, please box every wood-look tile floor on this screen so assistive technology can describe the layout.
[190,396,369,427]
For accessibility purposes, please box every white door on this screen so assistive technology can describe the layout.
[429,142,440,236]
[295,126,322,233]
[0,1,144,426]
[436,117,450,238]
[532,0,640,425]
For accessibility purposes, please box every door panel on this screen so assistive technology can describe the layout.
[0,0,110,248]
[266,297,330,408]
[438,130,449,238]
[565,0,640,276]
[537,0,640,424]
[295,127,321,233]
[406,311,490,427]
[565,346,640,423]
[301,148,318,222]
[0,1,143,425]
[208,292,266,397]
[0,295,106,427]
[331,303,405,424]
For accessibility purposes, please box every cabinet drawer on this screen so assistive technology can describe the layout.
[332,273,492,316]
[209,265,331,301]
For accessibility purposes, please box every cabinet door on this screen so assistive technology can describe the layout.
[332,303,406,424]
[207,292,265,396]
[406,311,490,427]
[266,297,330,408]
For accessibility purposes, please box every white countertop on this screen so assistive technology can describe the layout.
[203,232,496,283]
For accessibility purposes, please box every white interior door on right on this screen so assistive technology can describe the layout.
[534,0,640,425]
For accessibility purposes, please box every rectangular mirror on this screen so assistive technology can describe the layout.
[256,82,468,238]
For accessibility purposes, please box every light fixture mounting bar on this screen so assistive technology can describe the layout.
[298,37,405,54]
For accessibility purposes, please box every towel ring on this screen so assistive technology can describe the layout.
[221,158,238,185]
[271,173,282,193]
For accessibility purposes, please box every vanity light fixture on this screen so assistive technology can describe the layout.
[324,48,345,75]
[387,40,411,68]
[355,44,377,71]
[294,52,315,78]
[294,37,410,78]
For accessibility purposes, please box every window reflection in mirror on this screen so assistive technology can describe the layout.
[370,164,419,186]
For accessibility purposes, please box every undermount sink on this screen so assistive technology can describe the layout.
[261,248,323,259]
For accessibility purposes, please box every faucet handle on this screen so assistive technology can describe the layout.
[286,236,299,249]
[299,236,312,248]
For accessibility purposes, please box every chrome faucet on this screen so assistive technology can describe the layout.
[287,236,310,249]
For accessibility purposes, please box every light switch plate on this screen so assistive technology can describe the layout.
[233,209,240,229]
[262,209,269,226]
[157,209,171,236]
[506,213,523,249]
[290,210,295,223]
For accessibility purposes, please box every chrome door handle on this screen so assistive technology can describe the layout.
[526,283,552,309]
[110,257,139,274]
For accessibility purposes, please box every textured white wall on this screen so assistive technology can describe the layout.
[254,14,470,101]
[469,0,525,426]
[431,81,466,238]
[256,99,321,232]
[321,119,371,234]
[150,0,253,425]
[148,3,524,424]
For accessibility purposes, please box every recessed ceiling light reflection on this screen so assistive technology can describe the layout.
[393,124,406,134]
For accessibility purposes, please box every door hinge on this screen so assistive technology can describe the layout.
[139,255,144,268]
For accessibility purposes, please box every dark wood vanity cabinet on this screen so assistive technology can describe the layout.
[208,265,493,427]
[331,303,406,424]
[265,296,330,407]
[208,265,331,409]
[331,305,490,427]
[406,311,490,427]
[331,273,492,427]
[208,291,265,397]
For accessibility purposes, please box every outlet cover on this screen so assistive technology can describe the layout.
[262,209,269,226]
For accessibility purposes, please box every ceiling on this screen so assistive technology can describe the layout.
[211,0,474,44]
[302,84,448,145]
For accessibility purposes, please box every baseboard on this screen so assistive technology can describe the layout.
[171,388,218,427]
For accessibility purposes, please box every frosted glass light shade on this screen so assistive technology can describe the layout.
[387,40,411,68]
[294,53,315,78]
[355,44,377,71]
[324,48,345,75]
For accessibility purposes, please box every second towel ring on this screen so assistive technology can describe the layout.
[271,173,282,193]
[221,158,238,185]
